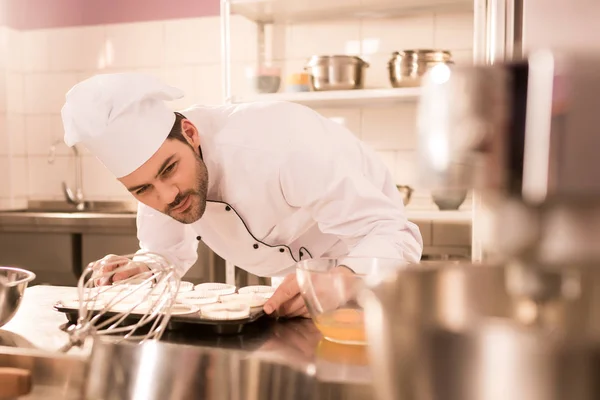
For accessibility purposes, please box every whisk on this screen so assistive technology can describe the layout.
[59,252,181,352]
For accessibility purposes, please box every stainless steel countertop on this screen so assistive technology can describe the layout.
[1,286,375,399]
[0,212,137,234]
[0,200,138,234]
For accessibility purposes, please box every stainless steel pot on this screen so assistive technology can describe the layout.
[304,55,369,91]
[0,266,36,328]
[361,262,600,400]
[84,339,317,400]
[388,50,453,88]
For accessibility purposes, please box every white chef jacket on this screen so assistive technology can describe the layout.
[136,101,423,278]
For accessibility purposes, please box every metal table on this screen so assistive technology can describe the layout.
[0,286,375,399]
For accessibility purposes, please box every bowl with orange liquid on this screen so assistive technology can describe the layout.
[314,338,373,384]
[295,257,406,346]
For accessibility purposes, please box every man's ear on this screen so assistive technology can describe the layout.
[181,119,200,147]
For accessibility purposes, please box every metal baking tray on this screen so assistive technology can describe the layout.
[53,303,268,335]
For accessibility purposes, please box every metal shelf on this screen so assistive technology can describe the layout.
[229,0,474,24]
[231,87,421,107]
[407,210,472,223]
[220,0,496,280]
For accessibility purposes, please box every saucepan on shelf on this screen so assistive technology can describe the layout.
[388,49,454,88]
[304,55,369,91]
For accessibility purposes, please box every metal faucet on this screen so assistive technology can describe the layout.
[48,140,85,211]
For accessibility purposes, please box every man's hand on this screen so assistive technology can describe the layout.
[263,266,356,319]
[90,254,150,286]
[263,273,310,318]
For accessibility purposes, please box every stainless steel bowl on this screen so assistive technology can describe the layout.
[304,55,369,91]
[388,49,453,87]
[432,188,468,210]
[362,262,600,400]
[0,266,36,328]
[85,338,317,400]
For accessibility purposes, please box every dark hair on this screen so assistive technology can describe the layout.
[166,112,188,143]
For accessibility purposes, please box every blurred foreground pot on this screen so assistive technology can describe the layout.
[361,262,600,400]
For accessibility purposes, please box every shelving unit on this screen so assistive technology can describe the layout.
[219,0,506,282]
[228,0,474,23]
[231,87,421,108]
[407,210,472,224]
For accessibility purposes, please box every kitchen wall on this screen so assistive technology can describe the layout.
[0,0,473,255]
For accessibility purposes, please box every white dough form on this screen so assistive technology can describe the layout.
[238,285,275,299]
[177,291,219,306]
[154,281,194,293]
[165,303,200,315]
[59,298,106,311]
[220,293,268,308]
[109,301,149,314]
[194,282,237,297]
[201,303,250,320]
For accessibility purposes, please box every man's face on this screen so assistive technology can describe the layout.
[118,119,208,224]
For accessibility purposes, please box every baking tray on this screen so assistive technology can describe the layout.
[53,303,268,335]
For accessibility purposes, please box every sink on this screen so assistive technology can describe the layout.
[1,200,137,215]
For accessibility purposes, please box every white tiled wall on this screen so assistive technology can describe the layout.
[0,26,27,210]
[0,10,474,251]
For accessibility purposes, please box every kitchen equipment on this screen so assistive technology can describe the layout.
[395,185,413,205]
[388,49,453,88]
[285,72,311,92]
[84,338,317,400]
[304,55,369,91]
[431,188,467,210]
[362,261,600,400]
[364,50,600,400]
[0,266,35,328]
[420,253,469,262]
[56,301,266,335]
[246,66,281,94]
[296,257,405,345]
[58,252,181,352]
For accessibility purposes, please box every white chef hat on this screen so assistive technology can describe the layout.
[61,72,185,178]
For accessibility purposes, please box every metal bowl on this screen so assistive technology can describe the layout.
[388,49,453,88]
[362,262,600,400]
[432,188,468,210]
[0,266,36,328]
[85,338,317,400]
[304,55,369,91]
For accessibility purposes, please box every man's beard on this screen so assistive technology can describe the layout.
[165,155,208,224]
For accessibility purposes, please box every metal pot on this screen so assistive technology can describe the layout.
[388,49,453,88]
[431,188,467,210]
[84,339,317,400]
[361,262,600,400]
[304,55,369,91]
[0,266,36,328]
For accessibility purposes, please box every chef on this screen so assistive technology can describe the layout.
[61,73,423,318]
